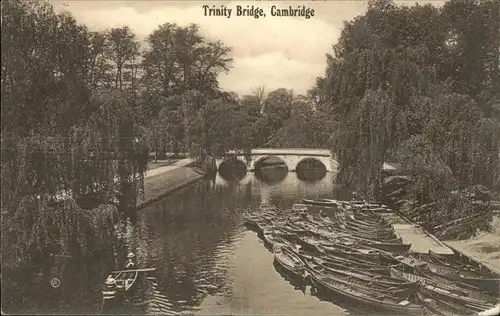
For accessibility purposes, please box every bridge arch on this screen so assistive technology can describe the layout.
[217,156,247,171]
[296,157,327,181]
[296,157,327,172]
[252,155,290,172]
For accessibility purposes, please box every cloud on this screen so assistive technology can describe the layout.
[220,52,325,96]
[53,1,348,94]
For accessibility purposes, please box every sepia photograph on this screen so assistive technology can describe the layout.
[1,0,500,315]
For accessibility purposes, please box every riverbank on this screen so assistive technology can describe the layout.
[447,215,500,272]
[137,158,207,209]
[147,159,180,171]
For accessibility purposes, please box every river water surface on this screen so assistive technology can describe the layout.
[123,169,351,315]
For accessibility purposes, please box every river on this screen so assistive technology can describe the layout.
[2,168,352,315]
[123,168,351,315]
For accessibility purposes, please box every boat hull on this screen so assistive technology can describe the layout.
[308,272,423,315]
[273,245,306,280]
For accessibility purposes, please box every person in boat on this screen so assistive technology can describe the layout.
[125,252,136,269]
[104,276,117,292]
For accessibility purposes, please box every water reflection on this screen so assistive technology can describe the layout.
[254,166,288,184]
[296,159,327,182]
[218,158,247,181]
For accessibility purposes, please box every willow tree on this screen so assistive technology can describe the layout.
[1,0,147,284]
[316,0,500,200]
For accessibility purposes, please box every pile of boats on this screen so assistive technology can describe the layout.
[243,200,500,316]
[381,176,496,240]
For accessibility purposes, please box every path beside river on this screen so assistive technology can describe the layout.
[138,158,206,208]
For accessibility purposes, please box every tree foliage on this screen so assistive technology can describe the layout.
[1,0,147,279]
[313,0,500,201]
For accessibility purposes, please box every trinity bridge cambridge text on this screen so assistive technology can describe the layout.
[202,5,316,19]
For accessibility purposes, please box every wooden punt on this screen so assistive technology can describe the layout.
[273,244,306,279]
[313,259,413,288]
[305,258,415,296]
[303,199,339,207]
[319,244,387,260]
[390,266,495,302]
[456,276,500,297]
[416,292,477,316]
[357,239,411,253]
[308,270,423,315]
[318,212,338,226]
[428,250,490,275]
[331,235,410,253]
[347,215,393,228]
[447,247,500,277]
[342,214,394,230]
[328,225,398,241]
[421,260,500,296]
[262,230,297,248]
[258,202,279,212]
[418,283,497,313]
[317,252,389,269]
[414,265,499,301]
[313,256,393,275]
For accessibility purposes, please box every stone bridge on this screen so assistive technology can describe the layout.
[215,148,338,172]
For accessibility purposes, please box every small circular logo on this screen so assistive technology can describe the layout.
[50,278,60,288]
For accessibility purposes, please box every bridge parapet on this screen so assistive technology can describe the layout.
[251,148,332,157]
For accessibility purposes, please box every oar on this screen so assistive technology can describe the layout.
[112,267,156,273]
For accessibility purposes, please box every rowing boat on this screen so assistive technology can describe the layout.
[313,256,393,275]
[417,283,497,313]
[102,268,139,310]
[273,244,306,279]
[302,199,339,207]
[308,270,423,315]
[416,291,477,316]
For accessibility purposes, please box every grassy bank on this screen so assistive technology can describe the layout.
[137,166,206,209]
[147,159,180,171]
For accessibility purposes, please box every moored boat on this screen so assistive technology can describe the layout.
[428,250,492,275]
[416,291,477,316]
[262,230,297,249]
[273,244,306,279]
[308,270,423,315]
[259,201,278,212]
[291,203,309,215]
[303,198,340,207]
[313,256,393,275]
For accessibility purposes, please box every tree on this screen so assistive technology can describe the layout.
[141,23,232,104]
[106,26,140,92]
[314,0,500,201]
[140,23,233,161]
[1,1,148,295]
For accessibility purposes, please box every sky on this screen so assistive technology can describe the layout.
[52,0,445,96]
